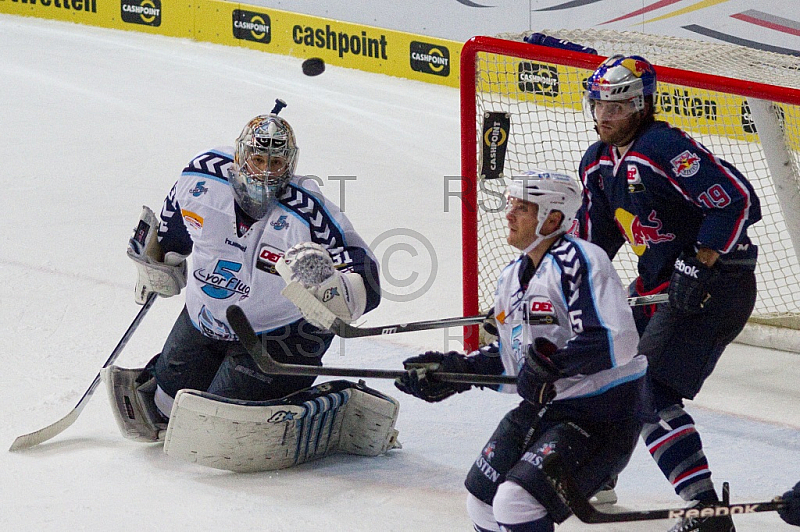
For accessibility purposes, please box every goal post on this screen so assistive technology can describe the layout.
[460,31,800,353]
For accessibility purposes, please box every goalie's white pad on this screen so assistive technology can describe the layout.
[127,205,188,304]
[101,365,167,443]
[278,242,367,328]
[163,380,401,472]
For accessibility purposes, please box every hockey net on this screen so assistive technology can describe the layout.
[460,30,800,353]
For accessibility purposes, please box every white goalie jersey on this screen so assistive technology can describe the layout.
[156,147,380,339]
[492,235,646,418]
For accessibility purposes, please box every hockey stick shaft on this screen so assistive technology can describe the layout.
[280,281,668,339]
[9,293,157,451]
[226,304,518,386]
[541,453,785,523]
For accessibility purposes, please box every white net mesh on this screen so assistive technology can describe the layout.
[467,30,800,339]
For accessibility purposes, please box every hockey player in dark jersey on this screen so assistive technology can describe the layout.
[395,171,652,532]
[576,54,762,532]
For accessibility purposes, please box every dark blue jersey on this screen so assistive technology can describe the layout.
[576,120,761,291]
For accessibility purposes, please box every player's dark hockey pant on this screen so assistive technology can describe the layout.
[154,306,334,401]
[464,400,641,524]
[635,268,756,502]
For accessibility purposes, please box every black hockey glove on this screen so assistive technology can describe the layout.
[517,338,561,406]
[779,481,800,526]
[394,351,472,403]
[523,32,598,55]
[668,252,718,313]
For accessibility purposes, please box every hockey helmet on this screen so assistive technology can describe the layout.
[585,54,657,113]
[506,169,582,238]
[230,114,299,219]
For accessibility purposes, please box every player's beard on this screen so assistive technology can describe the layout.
[595,112,642,147]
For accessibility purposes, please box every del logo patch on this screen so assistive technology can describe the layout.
[670,150,701,178]
[526,296,557,325]
[626,164,644,192]
[256,244,284,275]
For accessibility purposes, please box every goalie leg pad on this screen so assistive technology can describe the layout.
[163,380,400,472]
[101,365,168,443]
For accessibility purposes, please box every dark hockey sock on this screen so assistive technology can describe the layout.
[494,517,554,532]
[641,405,717,502]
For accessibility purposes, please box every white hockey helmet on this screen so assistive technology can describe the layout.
[506,169,582,238]
[585,54,657,113]
[230,114,299,219]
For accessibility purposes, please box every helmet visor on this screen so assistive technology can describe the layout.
[585,96,639,122]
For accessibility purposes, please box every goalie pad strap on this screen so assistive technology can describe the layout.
[163,380,400,472]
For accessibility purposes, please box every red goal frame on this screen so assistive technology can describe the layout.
[459,35,800,351]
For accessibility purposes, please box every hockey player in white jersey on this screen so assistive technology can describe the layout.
[105,102,381,443]
[395,171,652,531]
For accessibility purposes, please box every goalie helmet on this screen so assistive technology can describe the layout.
[506,169,582,239]
[230,114,299,219]
[585,54,656,112]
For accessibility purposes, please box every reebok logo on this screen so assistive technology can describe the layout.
[674,258,699,278]
[668,504,759,519]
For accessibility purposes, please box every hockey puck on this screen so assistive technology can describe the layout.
[302,58,325,76]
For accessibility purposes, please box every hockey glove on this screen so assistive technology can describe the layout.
[668,252,717,313]
[284,242,367,327]
[517,338,561,406]
[779,482,800,526]
[127,206,187,305]
[523,32,598,55]
[394,351,473,403]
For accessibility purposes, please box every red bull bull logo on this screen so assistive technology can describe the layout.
[670,150,701,178]
[615,208,675,256]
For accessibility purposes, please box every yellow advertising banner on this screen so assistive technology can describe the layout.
[0,0,461,87]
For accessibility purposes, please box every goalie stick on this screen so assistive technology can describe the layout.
[541,453,785,524]
[226,304,518,386]
[279,280,669,339]
[9,293,157,452]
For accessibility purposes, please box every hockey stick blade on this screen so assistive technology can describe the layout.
[9,293,157,452]
[541,453,785,523]
[280,282,667,339]
[226,304,517,386]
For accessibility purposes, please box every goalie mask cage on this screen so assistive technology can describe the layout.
[460,30,800,353]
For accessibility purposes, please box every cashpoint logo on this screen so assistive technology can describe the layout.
[121,0,161,27]
[409,41,450,77]
[518,62,559,96]
[233,9,271,44]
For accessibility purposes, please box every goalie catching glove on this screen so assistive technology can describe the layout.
[282,242,367,328]
[127,205,187,304]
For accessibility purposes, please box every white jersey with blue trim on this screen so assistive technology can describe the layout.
[159,146,377,339]
[493,235,645,401]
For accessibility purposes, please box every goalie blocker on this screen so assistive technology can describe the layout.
[104,368,400,472]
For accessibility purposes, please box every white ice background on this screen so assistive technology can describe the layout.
[2,14,799,532]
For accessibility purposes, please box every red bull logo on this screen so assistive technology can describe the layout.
[670,150,701,178]
[615,208,675,256]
